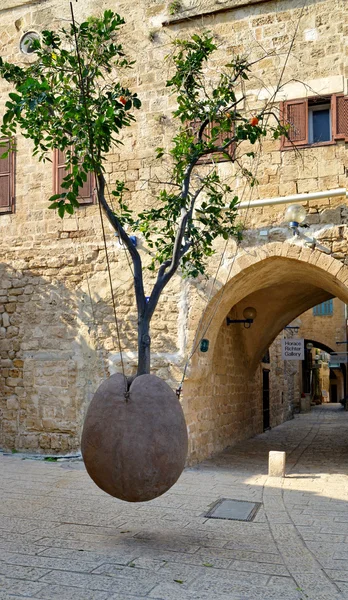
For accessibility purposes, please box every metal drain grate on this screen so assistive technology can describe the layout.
[205,498,261,522]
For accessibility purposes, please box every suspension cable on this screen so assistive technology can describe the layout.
[176,3,306,396]
[69,1,128,393]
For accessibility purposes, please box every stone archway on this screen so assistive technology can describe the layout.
[183,243,348,463]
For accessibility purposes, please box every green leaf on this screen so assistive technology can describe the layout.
[8,92,21,102]
[58,205,65,219]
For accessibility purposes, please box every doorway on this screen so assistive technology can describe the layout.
[331,383,338,403]
[262,369,270,430]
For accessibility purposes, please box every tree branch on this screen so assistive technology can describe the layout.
[96,173,146,316]
[146,157,199,318]
[147,207,188,320]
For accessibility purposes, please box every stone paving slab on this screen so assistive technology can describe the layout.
[0,404,348,599]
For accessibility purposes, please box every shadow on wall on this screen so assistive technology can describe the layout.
[0,261,137,454]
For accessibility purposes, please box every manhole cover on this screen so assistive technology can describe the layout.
[205,498,261,522]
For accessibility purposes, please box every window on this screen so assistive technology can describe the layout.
[281,94,348,148]
[309,103,331,143]
[313,299,333,316]
[261,349,270,364]
[0,139,15,214]
[188,120,235,163]
[53,149,95,205]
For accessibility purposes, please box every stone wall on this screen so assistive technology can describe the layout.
[1,0,348,460]
[296,298,347,351]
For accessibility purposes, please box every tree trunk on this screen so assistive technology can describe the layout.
[137,314,151,376]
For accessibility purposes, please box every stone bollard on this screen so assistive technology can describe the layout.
[268,451,286,477]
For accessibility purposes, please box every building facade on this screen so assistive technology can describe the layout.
[0,0,348,462]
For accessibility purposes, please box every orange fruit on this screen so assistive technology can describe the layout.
[249,116,259,126]
[120,96,127,105]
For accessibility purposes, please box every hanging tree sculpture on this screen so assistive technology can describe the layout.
[0,11,286,501]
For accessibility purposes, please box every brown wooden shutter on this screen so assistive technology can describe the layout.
[77,171,95,205]
[53,149,95,204]
[332,94,348,141]
[215,123,235,162]
[0,139,14,214]
[281,99,308,147]
[189,119,235,163]
[53,149,69,195]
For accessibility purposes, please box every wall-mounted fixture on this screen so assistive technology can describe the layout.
[284,204,307,235]
[114,232,137,247]
[200,339,210,353]
[313,355,322,367]
[19,31,40,55]
[226,306,257,329]
[283,205,332,254]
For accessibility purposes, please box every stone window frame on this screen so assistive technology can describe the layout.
[280,94,348,150]
[53,148,96,206]
[0,138,15,215]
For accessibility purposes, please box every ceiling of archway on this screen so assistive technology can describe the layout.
[196,254,348,372]
[235,281,333,367]
[214,256,348,326]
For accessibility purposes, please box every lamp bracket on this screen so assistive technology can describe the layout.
[226,317,253,328]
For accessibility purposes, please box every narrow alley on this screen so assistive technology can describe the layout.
[0,404,347,600]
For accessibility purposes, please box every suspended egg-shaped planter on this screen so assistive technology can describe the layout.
[81,373,188,502]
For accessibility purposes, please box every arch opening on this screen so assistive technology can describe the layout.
[184,251,348,463]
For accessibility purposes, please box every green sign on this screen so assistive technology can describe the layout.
[200,339,209,353]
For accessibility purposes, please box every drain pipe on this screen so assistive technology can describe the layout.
[236,187,347,209]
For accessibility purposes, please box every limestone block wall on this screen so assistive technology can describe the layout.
[183,313,262,462]
[268,335,300,425]
[0,257,99,452]
[0,0,348,460]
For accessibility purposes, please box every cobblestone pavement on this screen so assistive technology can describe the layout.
[0,404,348,600]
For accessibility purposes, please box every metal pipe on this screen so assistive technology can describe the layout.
[236,188,347,209]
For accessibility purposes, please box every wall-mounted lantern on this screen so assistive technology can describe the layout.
[226,306,257,329]
[200,339,210,353]
[19,31,40,55]
[284,204,307,235]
